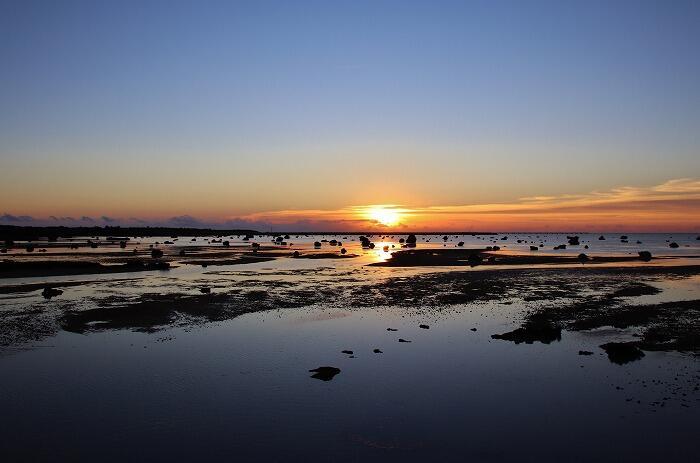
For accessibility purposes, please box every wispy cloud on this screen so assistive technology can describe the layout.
[2,179,698,232]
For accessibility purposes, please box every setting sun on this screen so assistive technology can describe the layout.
[367,206,401,227]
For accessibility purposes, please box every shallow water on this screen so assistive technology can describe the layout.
[1,304,698,462]
[1,233,699,461]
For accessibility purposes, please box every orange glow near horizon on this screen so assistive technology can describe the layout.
[2,178,699,232]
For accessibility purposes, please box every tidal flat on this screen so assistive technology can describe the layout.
[1,233,698,461]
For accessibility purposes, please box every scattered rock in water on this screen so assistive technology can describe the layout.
[578,350,594,356]
[470,328,477,331]
[119,241,127,249]
[467,253,483,267]
[199,287,211,294]
[567,236,580,245]
[577,253,589,263]
[314,241,322,248]
[341,350,353,355]
[41,287,63,299]
[419,324,429,329]
[151,249,164,258]
[598,235,606,240]
[26,245,35,252]
[340,248,347,255]
[669,242,679,249]
[600,342,645,365]
[638,250,652,262]
[398,338,412,343]
[553,244,566,250]
[491,318,561,344]
[387,328,398,331]
[373,349,383,354]
[405,234,417,247]
[457,241,464,247]
[309,366,341,381]
[293,250,300,258]
[530,246,538,251]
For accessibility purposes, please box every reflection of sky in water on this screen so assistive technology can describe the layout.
[0,303,698,461]
[1,233,699,460]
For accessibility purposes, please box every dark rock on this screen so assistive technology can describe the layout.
[222,241,230,247]
[41,287,63,299]
[457,241,464,247]
[467,253,483,267]
[567,236,580,245]
[373,349,383,353]
[387,328,398,331]
[119,241,127,249]
[470,328,477,331]
[530,246,538,251]
[200,287,211,294]
[151,249,164,258]
[598,235,605,240]
[600,342,645,365]
[578,350,594,356]
[26,245,35,252]
[669,242,679,249]
[340,248,347,254]
[638,250,652,261]
[341,350,353,355]
[309,366,341,381]
[553,244,566,250]
[314,241,322,248]
[419,324,429,329]
[398,338,412,343]
[491,318,561,344]
[577,253,589,263]
[405,234,417,247]
[293,250,300,258]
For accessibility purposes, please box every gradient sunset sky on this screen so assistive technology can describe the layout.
[2,0,699,231]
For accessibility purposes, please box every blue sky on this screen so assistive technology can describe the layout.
[1,0,699,229]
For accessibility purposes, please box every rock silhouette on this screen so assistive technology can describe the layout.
[600,342,645,365]
[42,287,63,299]
[309,366,341,381]
[491,319,561,344]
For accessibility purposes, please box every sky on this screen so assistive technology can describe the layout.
[1,0,699,231]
